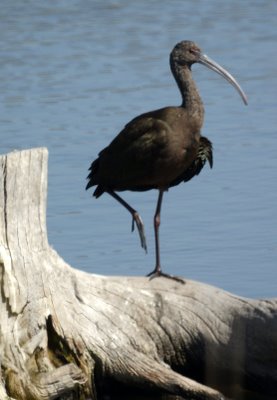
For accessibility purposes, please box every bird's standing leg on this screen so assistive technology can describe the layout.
[153,189,163,274]
[147,190,184,284]
[107,190,147,252]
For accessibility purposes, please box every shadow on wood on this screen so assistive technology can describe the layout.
[0,148,276,400]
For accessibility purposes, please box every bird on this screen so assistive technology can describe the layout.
[86,40,247,282]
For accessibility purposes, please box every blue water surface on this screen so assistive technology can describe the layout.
[1,0,276,298]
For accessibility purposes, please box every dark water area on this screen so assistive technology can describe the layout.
[1,0,276,301]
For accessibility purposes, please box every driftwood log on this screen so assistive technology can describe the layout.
[0,147,276,400]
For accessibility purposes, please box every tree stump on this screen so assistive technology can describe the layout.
[0,147,276,400]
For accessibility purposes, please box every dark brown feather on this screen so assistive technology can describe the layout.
[86,104,205,197]
[169,136,213,187]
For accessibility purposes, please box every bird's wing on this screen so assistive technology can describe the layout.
[94,116,171,190]
[100,116,169,158]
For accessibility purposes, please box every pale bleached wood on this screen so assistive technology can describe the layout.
[0,148,276,400]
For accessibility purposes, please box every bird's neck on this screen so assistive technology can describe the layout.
[171,63,204,120]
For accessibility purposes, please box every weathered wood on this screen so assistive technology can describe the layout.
[0,147,276,400]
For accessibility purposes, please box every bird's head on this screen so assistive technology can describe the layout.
[170,40,248,105]
[170,40,202,66]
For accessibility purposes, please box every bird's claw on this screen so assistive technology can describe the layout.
[147,269,185,284]
[131,212,147,253]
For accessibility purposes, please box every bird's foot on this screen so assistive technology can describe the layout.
[131,212,147,253]
[147,269,185,284]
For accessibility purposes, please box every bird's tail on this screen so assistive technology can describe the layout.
[86,158,105,198]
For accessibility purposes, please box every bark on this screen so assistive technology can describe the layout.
[0,147,276,400]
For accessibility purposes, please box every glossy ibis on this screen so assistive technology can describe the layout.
[86,40,247,281]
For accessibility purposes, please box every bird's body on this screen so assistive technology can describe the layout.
[87,105,212,197]
[86,40,247,281]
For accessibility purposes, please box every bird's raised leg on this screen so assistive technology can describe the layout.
[147,190,184,284]
[107,190,147,252]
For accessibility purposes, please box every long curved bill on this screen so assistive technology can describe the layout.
[199,53,248,105]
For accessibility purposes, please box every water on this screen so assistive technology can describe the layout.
[1,0,276,299]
